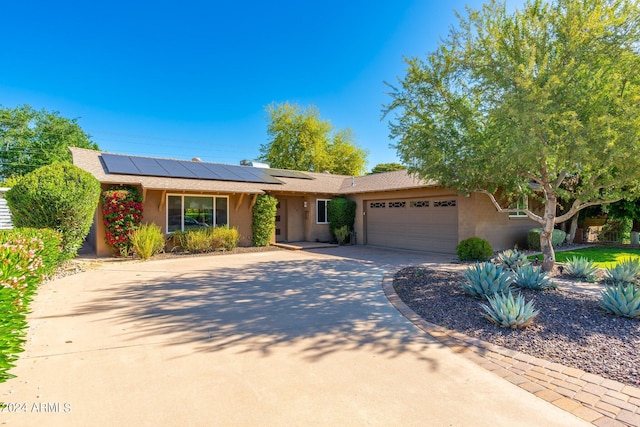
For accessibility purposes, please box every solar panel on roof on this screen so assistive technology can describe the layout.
[180,161,223,180]
[101,153,141,175]
[129,156,170,176]
[155,159,197,178]
[100,153,287,184]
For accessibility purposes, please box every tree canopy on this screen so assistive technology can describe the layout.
[259,102,368,175]
[369,163,406,174]
[385,0,640,270]
[0,105,98,178]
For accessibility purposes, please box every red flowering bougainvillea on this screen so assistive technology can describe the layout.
[101,186,143,256]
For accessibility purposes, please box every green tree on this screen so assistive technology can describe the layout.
[384,0,640,271]
[259,102,368,175]
[369,163,406,174]
[0,105,98,178]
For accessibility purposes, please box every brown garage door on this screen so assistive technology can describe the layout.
[365,198,458,253]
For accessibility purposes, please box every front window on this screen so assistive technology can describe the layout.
[317,199,330,224]
[509,196,529,218]
[167,195,228,232]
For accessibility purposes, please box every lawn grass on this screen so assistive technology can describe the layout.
[529,246,640,268]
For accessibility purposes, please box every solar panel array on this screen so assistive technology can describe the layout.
[100,153,314,184]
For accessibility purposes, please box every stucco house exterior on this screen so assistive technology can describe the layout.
[71,147,538,257]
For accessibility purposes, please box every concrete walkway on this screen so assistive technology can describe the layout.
[0,248,590,426]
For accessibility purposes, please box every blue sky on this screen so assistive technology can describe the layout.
[1,0,522,172]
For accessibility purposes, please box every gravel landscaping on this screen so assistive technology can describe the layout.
[393,266,640,388]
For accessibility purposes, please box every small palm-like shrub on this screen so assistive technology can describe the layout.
[512,264,557,290]
[480,291,539,329]
[604,258,640,286]
[495,249,529,270]
[212,226,240,251]
[599,284,640,319]
[456,237,493,261]
[171,226,240,253]
[130,223,165,260]
[564,256,598,282]
[460,262,512,298]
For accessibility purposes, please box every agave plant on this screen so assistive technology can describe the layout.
[494,249,529,270]
[460,262,512,298]
[480,291,539,329]
[512,264,557,290]
[605,258,640,286]
[563,256,598,282]
[599,284,640,319]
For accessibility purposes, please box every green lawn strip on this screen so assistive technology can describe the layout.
[528,246,640,268]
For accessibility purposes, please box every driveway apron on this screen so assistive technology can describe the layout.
[0,248,589,426]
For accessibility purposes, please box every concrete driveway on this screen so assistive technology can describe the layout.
[0,247,589,426]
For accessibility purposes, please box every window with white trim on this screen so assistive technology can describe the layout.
[316,199,330,224]
[167,195,229,232]
[509,196,529,218]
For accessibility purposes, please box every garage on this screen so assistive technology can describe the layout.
[365,197,458,253]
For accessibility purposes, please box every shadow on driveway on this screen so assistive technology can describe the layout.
[65,255,442,368]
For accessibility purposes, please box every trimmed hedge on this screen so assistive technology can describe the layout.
[5,162,100,259]
[252,195,278,246]
[527,228,567,250]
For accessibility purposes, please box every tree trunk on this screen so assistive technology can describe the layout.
[540,197,557,272]
[567,213,579,244]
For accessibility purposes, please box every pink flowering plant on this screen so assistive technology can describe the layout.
[101,186,144,257]
[0,228,62,383]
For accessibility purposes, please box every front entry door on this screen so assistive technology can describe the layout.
[275,199,287,242]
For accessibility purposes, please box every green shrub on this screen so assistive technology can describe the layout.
[5,162,101,259]
[460,262,512,298]
[456,237,493,261]
[252,195,278,247]
[169,226,239,253]
[527,228,567,251]
[176,228,212,253]
[212,226,240,251]
[599,217,632,243]
[494,249,529,270]
[512,264,557,290]
[327,197,356,238]
[481,291,539,329]
[599,284,640,319]
[130,223,165,260]
[564,256,599,282]
[333,225,351,245]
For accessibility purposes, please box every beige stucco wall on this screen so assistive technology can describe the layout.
[350,188,538,252]
[458,192,538,251]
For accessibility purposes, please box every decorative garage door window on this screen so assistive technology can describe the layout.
[434,200,457,207]
[167,194,229,232]
[389,201,406,208]
[370,202,386,208]
[410,200,429,208]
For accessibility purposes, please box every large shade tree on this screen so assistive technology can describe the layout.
[259,102,368,175]
[385,0,640,271]
[0,105,98,178]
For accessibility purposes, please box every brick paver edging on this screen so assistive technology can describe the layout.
[382,272,640,427]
